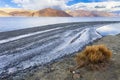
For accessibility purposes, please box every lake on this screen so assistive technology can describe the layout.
[0,17,120,32]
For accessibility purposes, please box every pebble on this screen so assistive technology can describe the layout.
[72,71,75,74]
[8,67,17,74]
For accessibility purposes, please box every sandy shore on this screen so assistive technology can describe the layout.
[4,34,119,80]
[0,21,120,80]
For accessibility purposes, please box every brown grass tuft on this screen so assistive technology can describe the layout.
[74,44,112,71]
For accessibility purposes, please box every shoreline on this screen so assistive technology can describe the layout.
[0,22,120,80]
[1,34,120,80]
[26,34,120,80]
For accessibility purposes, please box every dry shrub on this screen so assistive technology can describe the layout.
[75,44,112,71]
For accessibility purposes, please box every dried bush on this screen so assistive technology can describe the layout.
[74,44,112,71]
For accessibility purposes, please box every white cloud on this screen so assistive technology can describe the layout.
[67,1,120,12]
[5,4,11,8]
[11,0,120,11]
[12,0,70,10]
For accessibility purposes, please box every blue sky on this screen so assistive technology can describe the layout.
[67,0,106,5]
[0,0,18,8]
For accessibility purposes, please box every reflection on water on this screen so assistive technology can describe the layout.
[0,17,120,32]
[97,23,120,36]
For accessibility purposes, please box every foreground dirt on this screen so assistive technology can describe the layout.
[5,34,120,80]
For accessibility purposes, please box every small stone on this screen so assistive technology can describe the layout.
[113,53,117,54]
[51,68,54,70]
[72,71,75,74]
[112,58,115,61]
[73,73,80,79]
[8,67,17,74]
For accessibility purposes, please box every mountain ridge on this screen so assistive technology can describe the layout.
[33,8,72,17]
[66,10,116,17]
[0,10,11,17]
[0,8,118,17]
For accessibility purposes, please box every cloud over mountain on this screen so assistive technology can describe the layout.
[67,1,120,12]
[12,0,70,10]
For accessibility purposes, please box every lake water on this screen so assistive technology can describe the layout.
[0,17,120,32]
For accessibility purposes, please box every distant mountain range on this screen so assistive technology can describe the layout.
[0,8,71,17]
[111,11,120,16]
[0,8,118,17]
[66,10,116,17]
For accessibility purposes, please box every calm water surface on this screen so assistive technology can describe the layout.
[0,17,120,32]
